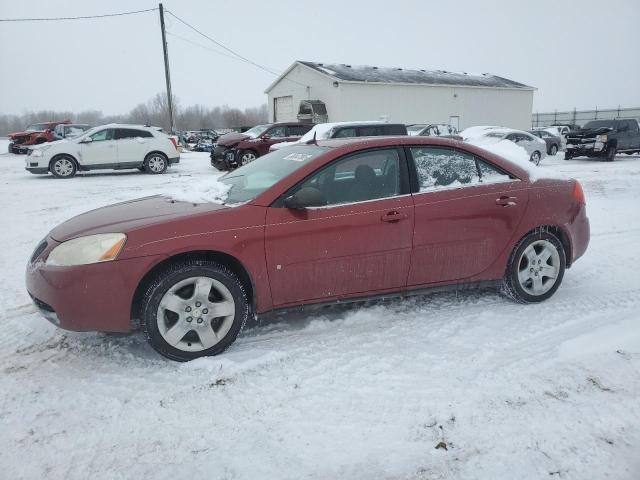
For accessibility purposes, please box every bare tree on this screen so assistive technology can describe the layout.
[0,92,268,136]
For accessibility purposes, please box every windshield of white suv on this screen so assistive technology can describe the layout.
[243,125,269,139]
[221,145,328,204]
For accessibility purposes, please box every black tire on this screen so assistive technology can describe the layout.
[50,155,77,179]
[530,150,542,165]
[237,149,258,166]
[564,152,572,160]
[144,152,168,174]
[604,145,616,162]
[141,260,249,361]
[502,230,566,304]
[550,144,558,156]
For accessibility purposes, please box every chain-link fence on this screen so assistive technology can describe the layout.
[531,107,640,128]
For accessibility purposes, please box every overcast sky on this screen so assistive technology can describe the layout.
[1,0,639,116]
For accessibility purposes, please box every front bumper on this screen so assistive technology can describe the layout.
[565,141,605,158]
[26,237,164,332]
[168,155,180,165]
[24,155,50,174]
[210,145,235,170]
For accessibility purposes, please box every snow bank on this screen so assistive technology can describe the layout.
[161,174,230,204]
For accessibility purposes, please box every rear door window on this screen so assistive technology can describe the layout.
[410,147,511,192]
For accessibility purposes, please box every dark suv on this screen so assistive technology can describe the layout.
[211,122,313,170]
[565,119,640,161]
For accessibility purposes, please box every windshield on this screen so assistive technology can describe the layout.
[66,125,90,137]
[221,145,328,204]
[583,120,614,130]
[407,125,426,134]
[243,125,269,139]
[73,126,102,141]
[25,123,49,132]
[485,132,507,138]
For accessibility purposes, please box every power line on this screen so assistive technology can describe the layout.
[165,10,308,88]
[0,8,157,22]
[166,31,245,63]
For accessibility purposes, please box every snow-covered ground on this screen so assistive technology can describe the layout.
[1,142,639,479]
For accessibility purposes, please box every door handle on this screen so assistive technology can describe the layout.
[496,196,517,207]
[381,210,408,222]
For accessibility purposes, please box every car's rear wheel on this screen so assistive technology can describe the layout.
[530,151,542,165]
[50,155,77,179]
[605,146,617,162]
[550,144,558,155]
[141,260,249,361]
[144,153,168,174]
[502,230,566,303]
[238,150,258,166]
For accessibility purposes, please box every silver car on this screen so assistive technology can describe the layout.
[483,129,548,164]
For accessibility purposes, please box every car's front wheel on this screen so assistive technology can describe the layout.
[530,151,542,165]
[144,153,168,174]
[604,146,617,162]
[550,144,558,156]
[502,230,566,303]
[50,155,77,179]
[141,260,249,361]
[238,149,258,166]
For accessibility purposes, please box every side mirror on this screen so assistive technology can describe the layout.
[80,136,93,143]
[284,187,327,210]
[261,134,271,141]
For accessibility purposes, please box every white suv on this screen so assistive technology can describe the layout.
[25,124,180,178]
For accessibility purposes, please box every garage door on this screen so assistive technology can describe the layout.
[274,96,294,122]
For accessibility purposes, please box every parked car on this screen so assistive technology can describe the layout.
[53,123,91,140]
[270,121,408,152]
[26,136,590,361]
[8,119,71,154]
[565,119,640,161]
[25,124,180,178]
[477,129,548,164]
[407,123,461,139]
[211,122,314,170]
[529,129,562,155]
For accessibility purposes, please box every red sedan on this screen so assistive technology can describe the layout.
[26,136,590,361]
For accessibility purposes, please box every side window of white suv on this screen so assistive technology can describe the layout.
[90,129,114,142]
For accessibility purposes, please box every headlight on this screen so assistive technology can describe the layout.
[596,134,608,143]
[31,149,43,157]
[46,233,127,266]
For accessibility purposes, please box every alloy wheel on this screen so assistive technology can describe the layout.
[516,240,560,296]
[53,158,74,177]
[156,276,236,352]
[240,152,256,165]
[148,155,166,173]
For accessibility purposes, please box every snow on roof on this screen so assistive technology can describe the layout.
[297,61,534,89]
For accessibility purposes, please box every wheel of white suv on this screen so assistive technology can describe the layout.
[50,155,77,179]
[144,153,168,174]
[502,230,566,303]
[141,260,249,361]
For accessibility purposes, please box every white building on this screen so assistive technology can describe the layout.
[265,61,535,130]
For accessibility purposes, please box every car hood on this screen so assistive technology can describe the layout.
[216,132,249,146]
[49,195,229,242]
[9,130,39,138]
[567,127,612,139]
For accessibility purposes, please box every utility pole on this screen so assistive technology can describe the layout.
[158,3,175,133]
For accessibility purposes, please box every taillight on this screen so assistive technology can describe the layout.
[573,180,586,205]
[169,137,178,149]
